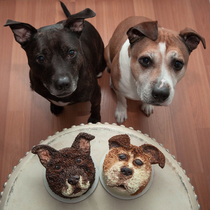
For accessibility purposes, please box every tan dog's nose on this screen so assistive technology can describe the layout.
[121,167,133,176]
[152,85,169,102]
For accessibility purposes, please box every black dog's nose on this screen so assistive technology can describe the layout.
[68,175,80,185]
[55,77,70,91]
[121,167,133,176]
[152,85,170,102]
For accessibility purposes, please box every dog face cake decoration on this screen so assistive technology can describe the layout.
[102,134,165,196]
[32,132,95,199]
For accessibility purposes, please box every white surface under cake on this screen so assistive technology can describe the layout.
[0,123,199,210]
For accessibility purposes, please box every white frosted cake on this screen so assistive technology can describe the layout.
[101,134,165,198]
[0,123,200,209]
[31,132,97,201]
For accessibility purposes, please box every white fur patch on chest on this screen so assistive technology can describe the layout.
[49,99,69,107]
[119,39,140,100]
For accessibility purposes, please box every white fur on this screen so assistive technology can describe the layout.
[62,176,90,197]
[49,99,69,107]
[114,39,139,124]
[118,39,140,100]
[140,103,154,117]
[114,40,181,123]
[158,42,174,106]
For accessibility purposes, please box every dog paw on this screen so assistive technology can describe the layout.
[115,108,127,124]
[96,72,103,78]
[141,103,154,117]
[50,103,64,115]
[88,115,101,123]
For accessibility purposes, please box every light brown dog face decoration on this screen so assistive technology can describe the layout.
[32,132,95,199]
[103,134,165,196]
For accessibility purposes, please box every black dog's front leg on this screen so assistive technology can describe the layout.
[88,84,101,123]
[50,103,64,115]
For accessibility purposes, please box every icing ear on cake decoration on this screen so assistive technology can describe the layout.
[100,134,165,199]
[32,132,98,202]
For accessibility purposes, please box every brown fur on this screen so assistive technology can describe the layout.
[104,16,206,123]
[32,132,95,199]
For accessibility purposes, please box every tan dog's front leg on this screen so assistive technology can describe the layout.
[114,89,127,124]
[141,103,154,117]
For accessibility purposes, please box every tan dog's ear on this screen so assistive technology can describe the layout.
[108,134,131,150]
[179,27,206,53]
[72,132,95,154]
[127,21,158,45]
[139,144,165,168]
[32,145,58,168]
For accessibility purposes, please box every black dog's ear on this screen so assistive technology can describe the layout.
[179,27,206,53]
[139,144,165,168]
[108,134,131,150]
[32,145,58,168]
[127,21,158,46]
[64,8,96,36]
[72,132,95,154]
[4,19,37,48]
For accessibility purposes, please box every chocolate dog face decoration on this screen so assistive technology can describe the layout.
[103,134,165,196]
[32,132,95,198]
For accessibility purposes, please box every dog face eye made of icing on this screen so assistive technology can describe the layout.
[118,154,127,160]
[133,159,144,166]
[75,158,83,164]
[55,165,62,171]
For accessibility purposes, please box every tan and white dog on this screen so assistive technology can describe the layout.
[104,16,206,124]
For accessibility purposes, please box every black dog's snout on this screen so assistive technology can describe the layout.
[152,85,169,102]
[121,167,133,176]
[55,77,70,91]
[68,175,80,185]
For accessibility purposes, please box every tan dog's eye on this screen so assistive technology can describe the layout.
[173,60,184,71]
[134,159,143,166]
[138,56,152,68]
[118,154,127,160]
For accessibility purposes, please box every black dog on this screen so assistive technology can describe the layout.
[4,2,106,123]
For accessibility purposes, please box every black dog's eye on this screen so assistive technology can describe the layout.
[69,50,76,57]
[76,158,82,164]
[119,154,127,160]
[36,56,45,63]
[139,56,152,67]
[55,165,61,170]
[173,60,184,71]
[134,159,143,166]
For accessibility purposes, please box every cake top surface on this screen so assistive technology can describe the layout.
[103,134,165,195]
[32,132,96,198]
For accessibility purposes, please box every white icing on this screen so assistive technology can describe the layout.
[62,176,90,197]
[104,151,151,195]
